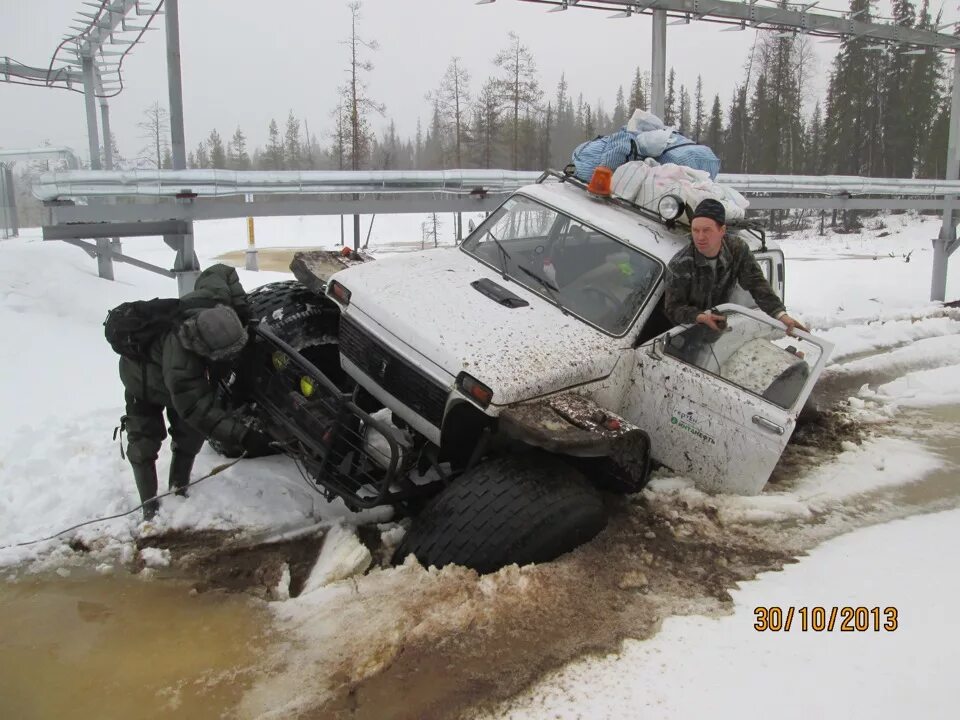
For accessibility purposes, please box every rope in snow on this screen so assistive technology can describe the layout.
[3,454,247,550]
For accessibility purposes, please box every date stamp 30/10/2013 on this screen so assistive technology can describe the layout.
[753,606,899,632]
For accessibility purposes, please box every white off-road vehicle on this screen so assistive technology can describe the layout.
[238,170,832,573]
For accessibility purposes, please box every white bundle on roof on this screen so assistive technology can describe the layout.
[612,158,749,225]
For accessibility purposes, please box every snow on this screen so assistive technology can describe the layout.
[474,508,960,720]
[0,209,959,716]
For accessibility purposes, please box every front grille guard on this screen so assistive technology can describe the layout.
[250,324,427,509]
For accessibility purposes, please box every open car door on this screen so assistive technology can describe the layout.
[623,303,833,495]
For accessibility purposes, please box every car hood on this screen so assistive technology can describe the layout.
[335,248,622,407]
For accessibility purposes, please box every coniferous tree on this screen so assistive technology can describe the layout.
[474,78,500,169]
[613,86,627,127]
[207,129,226,168]
[880,0,917,177]
[823,0,884,176]
[806,101,824,175]
[724,85,749,172]
[284,111,302,170]
[693,76,705,139]
[494,32,542,169]
[912,0,947,176]
[341,1,385,171]
[430,57,471,167]
[264,119,284,170]
[678,85,691,135]
[664,68,677,125]
[705,94,724,151]
[629,67,647,112]
[228,126,250,170]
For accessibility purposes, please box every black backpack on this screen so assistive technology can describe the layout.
[104,297,218,362]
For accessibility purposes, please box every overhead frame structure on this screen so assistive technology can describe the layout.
[488,0,960,299]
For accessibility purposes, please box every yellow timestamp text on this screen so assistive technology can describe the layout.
[753,606,899,632]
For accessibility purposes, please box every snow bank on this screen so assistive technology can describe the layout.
[477,508,960,720]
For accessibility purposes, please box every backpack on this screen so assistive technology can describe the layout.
[104,297,218,362]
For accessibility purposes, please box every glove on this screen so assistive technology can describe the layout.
[242,429,278,458]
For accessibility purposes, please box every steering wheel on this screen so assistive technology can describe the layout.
[580,286,620,308]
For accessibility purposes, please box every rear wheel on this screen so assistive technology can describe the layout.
[393,453,607,574]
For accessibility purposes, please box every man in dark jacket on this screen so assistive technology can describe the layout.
[119,264,269,520]
[664,199,806,333]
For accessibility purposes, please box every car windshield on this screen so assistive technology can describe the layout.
[460,195,661,335]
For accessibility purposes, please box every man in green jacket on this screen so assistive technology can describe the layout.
[119,264,270,520]
[664,199,806,334]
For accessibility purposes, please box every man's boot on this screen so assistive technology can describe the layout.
[169,453,195,497]
[131,461,159,521]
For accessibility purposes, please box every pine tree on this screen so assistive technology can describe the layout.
[193,140,209,169]
[629,67,647,112]
[912,0,947,176]
[678,85,691,135]
[880,0,917,176]
[664,68,676,125]
[823,0,884,176]
[693,76,705,139]
[207,129,226,168]
[228,126,250,170]
[474,78,500,169]
[494,32,543,169]
[284,111,302,170]
[613,86,627,127]
[340,1,385,171]
[724,85,749,173]
[806,102,824,175]
[430,57,471,167]
[264,119,284,170]
[705,94,723,152]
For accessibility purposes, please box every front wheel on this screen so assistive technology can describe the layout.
[393,454,607,574]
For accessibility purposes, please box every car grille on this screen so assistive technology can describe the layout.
[339,314,448,428]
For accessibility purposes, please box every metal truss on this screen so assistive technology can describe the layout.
[508,0,960,51]
[1,1,163,96]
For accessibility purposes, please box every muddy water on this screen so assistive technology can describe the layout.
[218,247,320,273]
[0,571,276,719]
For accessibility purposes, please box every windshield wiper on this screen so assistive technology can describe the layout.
[485,230,511,280]
[516,265,568,315]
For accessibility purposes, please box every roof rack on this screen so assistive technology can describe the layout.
[535,168,767,252]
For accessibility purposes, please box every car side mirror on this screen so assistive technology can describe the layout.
[468,219,476,233]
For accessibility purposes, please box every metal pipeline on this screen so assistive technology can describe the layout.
[31,168,960,201]
[31,169,542,200]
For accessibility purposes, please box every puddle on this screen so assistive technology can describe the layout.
[0,571,277,719]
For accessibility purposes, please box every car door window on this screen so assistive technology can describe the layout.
[663,311,823,410]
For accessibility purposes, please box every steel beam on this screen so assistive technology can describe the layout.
[58,238,176,278]
[164,0,186,171]
[42,219,191,240]
[517,0,960,49]
[47,196,505,225]
[651,9,667,117]
[933,53,960,301]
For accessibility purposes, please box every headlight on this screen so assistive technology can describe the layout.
[456,372,494,408]
[658,194,685,222]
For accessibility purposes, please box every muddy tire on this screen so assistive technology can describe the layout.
[247,280,339,351]
[206,436,245,458]
[394,454,607,574]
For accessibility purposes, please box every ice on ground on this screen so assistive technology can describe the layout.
[300,524,372,594]
[874,364,960,409]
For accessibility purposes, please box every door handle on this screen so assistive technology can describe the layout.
[752,415,784,435]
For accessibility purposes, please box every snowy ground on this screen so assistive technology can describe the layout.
[1,210,959,718]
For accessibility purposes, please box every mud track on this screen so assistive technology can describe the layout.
[108,400,879,720]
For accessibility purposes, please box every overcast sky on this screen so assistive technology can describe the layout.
[1,0,953,165]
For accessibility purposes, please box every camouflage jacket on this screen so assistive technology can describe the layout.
[119,263,251,446]
[664,235,785,326]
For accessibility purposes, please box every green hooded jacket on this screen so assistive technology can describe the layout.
[119,264,252,446]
